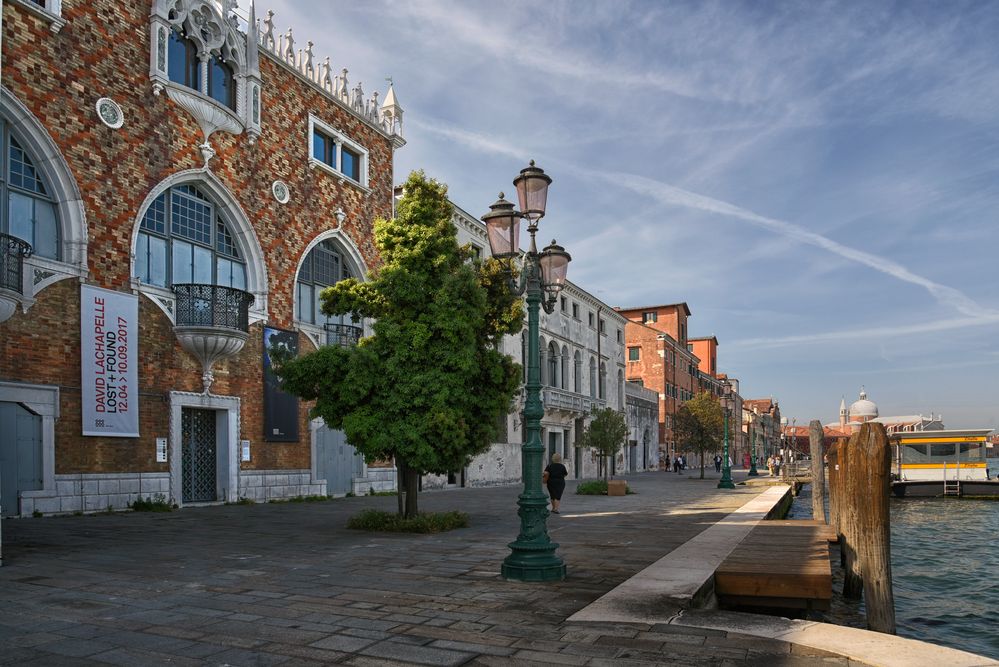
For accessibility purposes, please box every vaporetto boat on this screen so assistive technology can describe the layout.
[891,429,999,498]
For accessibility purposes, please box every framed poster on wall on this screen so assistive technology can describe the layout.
[263,327,299,442]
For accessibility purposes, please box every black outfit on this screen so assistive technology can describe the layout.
[544,463,569,500]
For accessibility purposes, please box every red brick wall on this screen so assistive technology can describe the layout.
[0,1,394,473]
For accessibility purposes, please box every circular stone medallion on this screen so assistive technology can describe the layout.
[95,97,124,129]
[272,180,290,204]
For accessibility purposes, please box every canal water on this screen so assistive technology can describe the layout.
[788,471,999,660]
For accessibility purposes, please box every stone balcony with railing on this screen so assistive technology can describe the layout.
[0,233,32,323]
[172,283,254,393]
[541,386,605,416]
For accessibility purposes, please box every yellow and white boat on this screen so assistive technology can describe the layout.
[891,429,997,497]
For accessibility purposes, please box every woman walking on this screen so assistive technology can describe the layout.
[544,453,569,514]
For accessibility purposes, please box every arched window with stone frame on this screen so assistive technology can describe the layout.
[134,184,247,291]
[599,361,607,400]
[589,356,596,398]
[294,237,363,348]
[547,341,560,389]
[617,369,624,408]
[573,350,582,393]
[1,120,59,260]
[560,345,569,390]
[167,30,236,110]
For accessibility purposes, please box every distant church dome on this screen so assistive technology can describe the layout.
[849,387,878,419]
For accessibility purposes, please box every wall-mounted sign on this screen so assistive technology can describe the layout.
[81,285,139,437]
[156,437,168,462]
[263,327,299,441]
[241,439,251,462]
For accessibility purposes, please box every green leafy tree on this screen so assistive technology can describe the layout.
[274,171,523,517]
[579,407,629,481]
[673,392,724,479]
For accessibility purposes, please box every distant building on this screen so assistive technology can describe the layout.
[618,306,700,467]
[826,387,944,435]
[743,398,782,463]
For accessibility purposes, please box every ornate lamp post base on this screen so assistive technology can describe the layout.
[501,494,566,581]
[502,547,567,582]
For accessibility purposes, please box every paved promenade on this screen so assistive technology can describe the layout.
[0,470,870,665]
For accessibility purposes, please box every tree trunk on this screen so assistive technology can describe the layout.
[396,458,405,517]
[404,466,420,518]
[853,423,896,634]
[809,420,826,523]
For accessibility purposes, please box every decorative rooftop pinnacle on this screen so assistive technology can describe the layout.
[251,6,403,138]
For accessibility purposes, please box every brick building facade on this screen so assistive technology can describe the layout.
[0,0,404,516]
[617,303,701,466]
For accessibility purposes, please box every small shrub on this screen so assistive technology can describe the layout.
[575,480,633,495]
[576,480,609,495]
[226,497,255,506]
[73,511,84,517]
[345,491,356,497]
[32,510,43,518]
[130,494,174,512]
[347,509,468,533]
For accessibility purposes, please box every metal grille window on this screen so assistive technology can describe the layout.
[296,239,355,326]
[1,123,59,259]
[135,184,246,290]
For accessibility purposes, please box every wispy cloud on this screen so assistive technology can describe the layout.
[415,119,995,322]
[731,314,999,350]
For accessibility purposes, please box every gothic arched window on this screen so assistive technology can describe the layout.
[134,184,246,289]
[573,350,582,393]
[547,341,559,388]
[1,123,58,259]
[296,239,357,326]
[589,357,596,398]
[167,31,236,110]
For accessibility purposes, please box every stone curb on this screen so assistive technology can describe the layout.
[673,609,999,667]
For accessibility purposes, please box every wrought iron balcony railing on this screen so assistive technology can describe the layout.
[1,233,32,294]
[173,283,253,332]
[324,322,363,347]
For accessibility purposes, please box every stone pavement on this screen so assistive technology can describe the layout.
[0,469,855,666]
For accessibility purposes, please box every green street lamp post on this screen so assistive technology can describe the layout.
[718,383,735,489]
[482,161,568,582]
[748,422,759,476]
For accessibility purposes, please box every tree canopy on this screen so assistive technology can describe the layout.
[274,171,524,516]
[673,391,725,479]
[579,407,629,481]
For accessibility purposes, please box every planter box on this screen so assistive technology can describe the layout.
[607,480,627,496]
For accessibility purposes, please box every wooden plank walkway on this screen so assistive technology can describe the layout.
[714,519,833,611]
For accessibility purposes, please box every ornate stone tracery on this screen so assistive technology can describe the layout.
[149,0,262,159]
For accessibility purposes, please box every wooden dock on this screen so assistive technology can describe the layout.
[714,519,833,611]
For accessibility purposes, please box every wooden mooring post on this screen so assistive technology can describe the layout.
[809,420,825,523]
[832,422,896,633]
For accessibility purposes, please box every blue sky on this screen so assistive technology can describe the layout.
[266,1,999,429]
